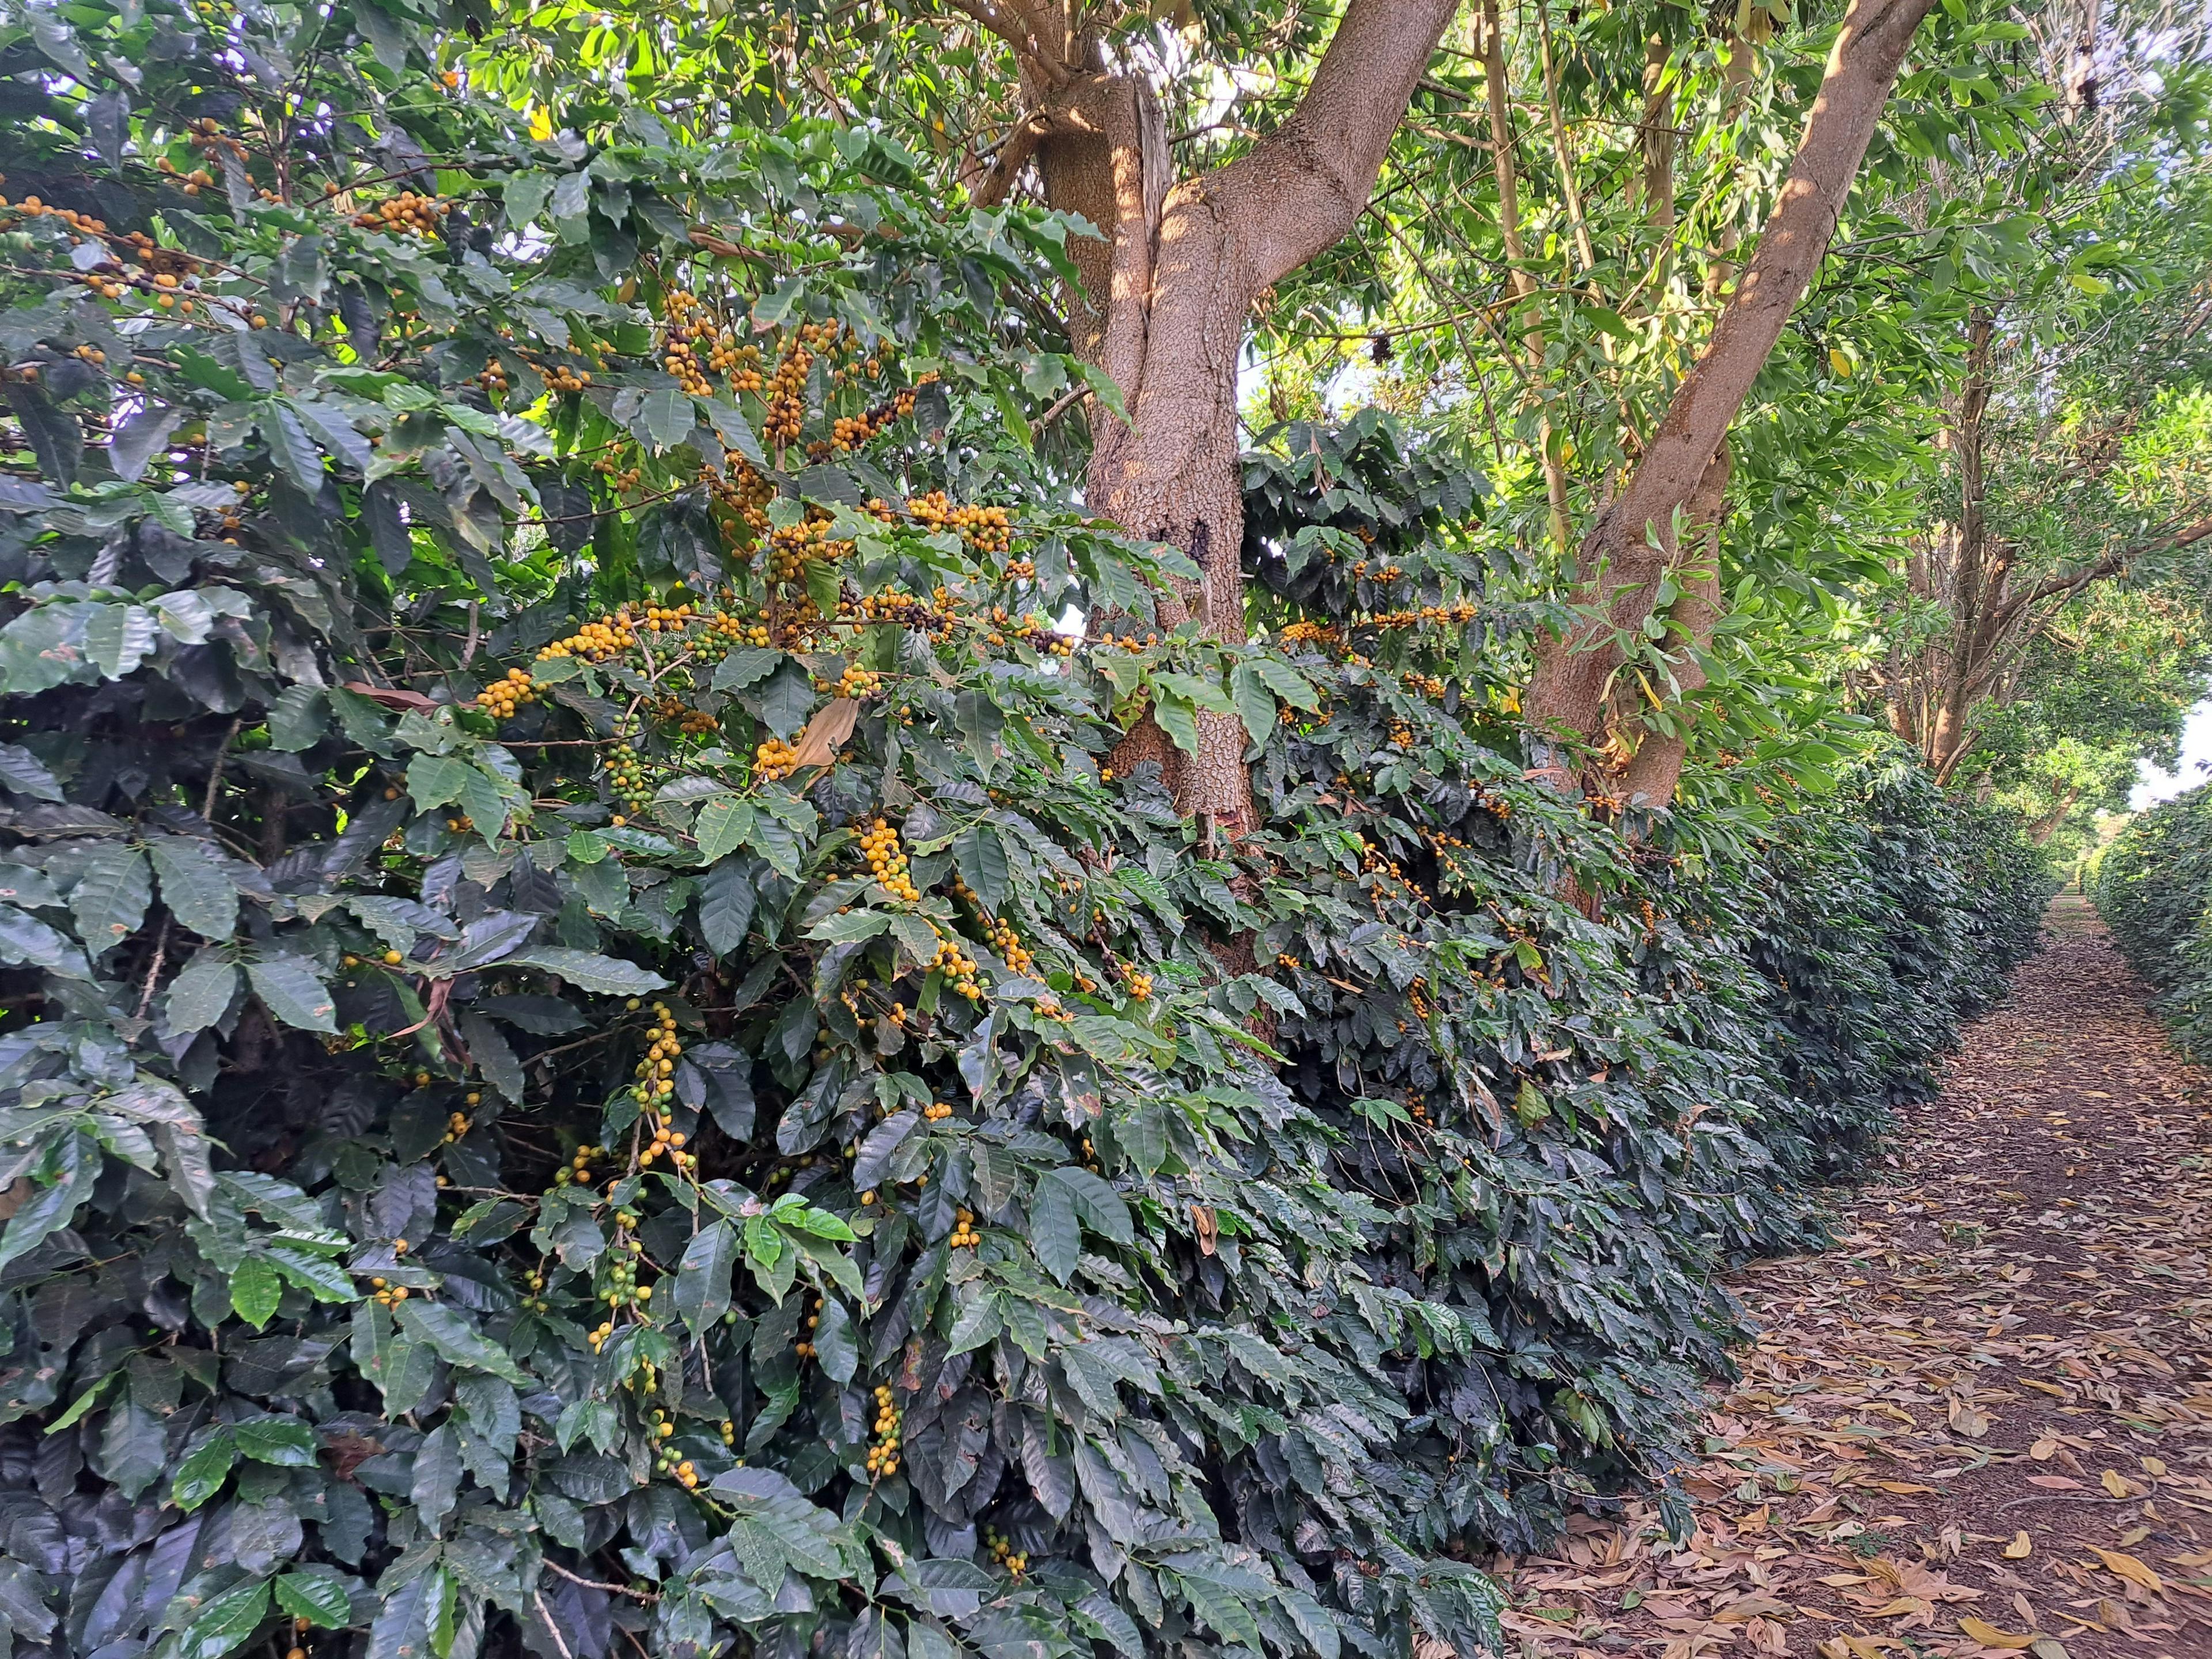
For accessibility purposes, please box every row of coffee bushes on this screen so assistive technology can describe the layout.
[2094,785,2212,1056]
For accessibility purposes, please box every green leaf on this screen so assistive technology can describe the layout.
[0,741,63,800]
[165,951,240,1035]
[230,1255,283,1328]
[407,753,472,812]
[637,388,696,450]
[69,843,151,953]
[84,603,158,677]
[695,796,755,863]
[806,908,889,943]
[0,1134,96,1272]
[945,1289,1002,1354]
[954,825,1009,912]
[710,646,785,691]
[148,837,238,938]
[509,948,669,995]
[46,1371,118,1436]
[367,1567,448,1659]
[1230,663,1278,748]
[0,903,89,977]
[812,1297,857,1381]
[1028,1169,1080,1282]
[262,403,327,491]
[234,1415,320,1466]
[180,1578,271,1659]
[172,1426,237,1511]
[1151,689,1200,756]
[395,1297,531,1384]
[101,1396,168,1501]
[268,685,329,752]
[696,859,756,954]
[412,1423,463,1532]
[275,1567,354,1630]
[672,1219,738,1335]
[247,956,338,1033]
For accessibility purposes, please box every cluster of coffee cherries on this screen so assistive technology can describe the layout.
[709,455,778,541]
[865,1384,903,1479]
[643,1403,700,1487]
[648,694,718,737]
[823,662,884,700]
[927,931,983,1002]
[897,491,1013,555]
[753,736,801,782]
[539,612,639,664]
[352,189,448,239]
[923,1099,956,1123]
[986,1530,1029,1578]
[475,667,537,719]
[442,813,476,835]
[366,1239,411,1308]
[631,1002,684,1108]
[765,515,855,584]
[551,1142,604,1189]
[639,1113,693,1169]
[442,1097,477,1144]
[762,328,825,446]
[983,917,1033,975]
[1124,968,1154,1001]
[597,1213,653,1323]
[858,820,920,902]
[949,1207,982,1249]
[605,740,656,822]
[853,587,962,641]
[796,1294,826,1361]
[828,385,918,451]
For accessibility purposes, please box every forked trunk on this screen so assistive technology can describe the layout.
[965,0,1464,839]
[1524,0,1940,801]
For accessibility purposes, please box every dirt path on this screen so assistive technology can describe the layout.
[1499,899,2212,1659]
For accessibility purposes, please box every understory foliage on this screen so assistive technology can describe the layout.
[2093,786,2212,1059]
[0,7,2048,1659]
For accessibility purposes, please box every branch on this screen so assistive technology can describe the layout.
[1209,0,1465,290]
[1589,0,1940,564]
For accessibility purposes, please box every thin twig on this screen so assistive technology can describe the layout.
[542,1559,662,1604]
[135,917,172,1019]
[202,715,243,821]
[532,1590,575,1659]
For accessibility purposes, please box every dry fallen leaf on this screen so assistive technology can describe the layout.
[2099,1468,2133,1498]
[2088,1546,2162,1592]
[1959,1615,2036,1650]
[2002,1531,2033,1559]
[787,696,860,771]
[2029,1437,2059,1460]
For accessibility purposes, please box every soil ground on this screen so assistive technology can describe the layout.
[1498,897,2212,1659]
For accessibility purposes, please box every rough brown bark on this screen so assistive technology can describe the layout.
[1611,442,1730,812]
[962,0,1463,838]
[1523,0,1941,800]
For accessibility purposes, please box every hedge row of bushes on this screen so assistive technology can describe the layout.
[2094,785,2212,1056]
[0,9,2051,1659]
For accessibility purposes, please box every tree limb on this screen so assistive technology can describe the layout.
[1209,0,1465,291]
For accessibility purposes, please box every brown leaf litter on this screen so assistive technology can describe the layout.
[1498,897,2212,1659]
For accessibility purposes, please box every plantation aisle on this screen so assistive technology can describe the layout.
[1499,899,2212,1659]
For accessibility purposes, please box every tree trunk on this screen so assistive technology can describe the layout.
[1523,0,1940,798]
[1611,441,1730,810]
[965,0,1465,839]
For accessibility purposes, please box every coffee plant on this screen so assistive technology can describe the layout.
[0,6,2049,1659]
[2094,783,2212,1058]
